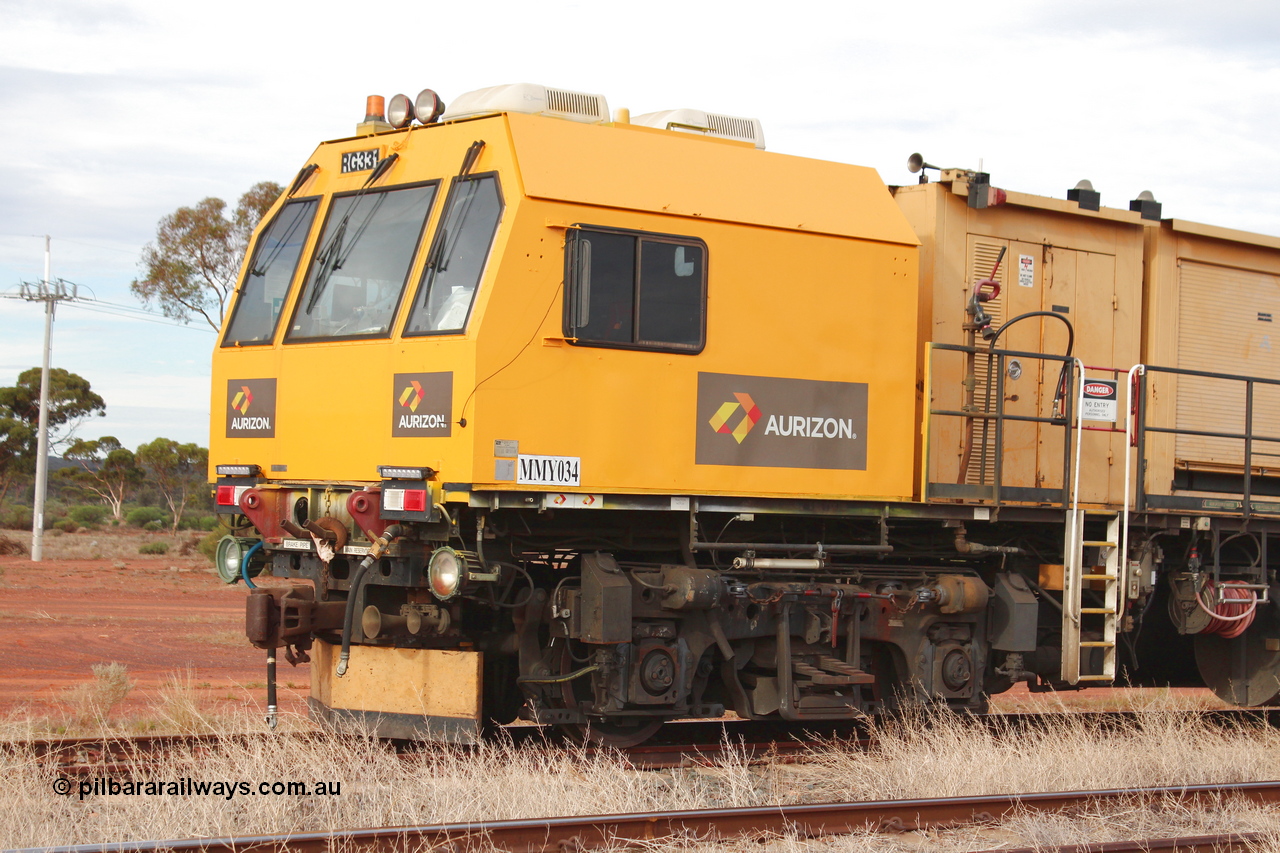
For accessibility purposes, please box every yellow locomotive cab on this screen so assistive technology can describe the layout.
[215,84,1280,742]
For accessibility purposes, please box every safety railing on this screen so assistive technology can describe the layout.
[924,342,1082,508]
[1131,364,1280,518]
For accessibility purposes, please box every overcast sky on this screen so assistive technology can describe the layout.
[2,0,1279,452]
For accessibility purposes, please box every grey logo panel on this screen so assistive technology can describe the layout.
[695,372,867,470]
[226,379,277,438]
[392,372,453,437]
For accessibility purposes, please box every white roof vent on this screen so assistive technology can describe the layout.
[441,83,610,124]
[632,109,765,149]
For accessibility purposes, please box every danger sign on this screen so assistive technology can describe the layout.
[1081,379,1118,422]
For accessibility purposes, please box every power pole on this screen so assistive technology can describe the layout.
[12,237,79,561]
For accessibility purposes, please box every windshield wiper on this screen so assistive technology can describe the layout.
[303,154,399,315]
[305,217,348,314]
[249,202,311,278]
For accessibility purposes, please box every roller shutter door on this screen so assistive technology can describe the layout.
[1175,260,1280,467]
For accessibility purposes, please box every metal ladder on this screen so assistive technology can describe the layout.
[1061,510,1123,684]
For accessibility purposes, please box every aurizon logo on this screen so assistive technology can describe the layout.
[398,380,425,412]
[230,386,253,415]
[709,393,761,444]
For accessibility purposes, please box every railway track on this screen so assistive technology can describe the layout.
[10,708,1280,774]
[13,781,1280,853]
[987,835,1276,852]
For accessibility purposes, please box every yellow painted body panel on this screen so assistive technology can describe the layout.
[506,113,921,244]
[894,180,1147,507]
[310,639,481,720]
[212,113,922,503]
[1141,220,1280,502]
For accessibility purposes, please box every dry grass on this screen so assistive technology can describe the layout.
[4,688,1280,850]
[0,534,27,556]
[0,666,313,741]
[0,528,207,564]
[60,663,134,730]
[792,696,1280,800]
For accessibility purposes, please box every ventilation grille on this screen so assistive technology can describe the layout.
[441,83,610,125]
[545,88,607,121]
[632,109,766,149]
[963,242,1006,486]
[706,114,756,141]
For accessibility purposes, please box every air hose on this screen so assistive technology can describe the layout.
[241,540,263,589]
[1195,579,1258,639]
[336,524,403,677]
[516,665,599,685]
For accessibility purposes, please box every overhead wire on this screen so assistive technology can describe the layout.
[66,300,216,332]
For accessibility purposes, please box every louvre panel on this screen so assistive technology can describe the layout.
[545,88,605,120]
[1175,260,1280,466]
[963,241,1007,485]
[707,114,752,138]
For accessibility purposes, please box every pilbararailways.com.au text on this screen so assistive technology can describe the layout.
[52,776,341,800]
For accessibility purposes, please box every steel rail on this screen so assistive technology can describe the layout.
[13,708,1280,773]
[984,832,1275,852]
[16,781,1280,853]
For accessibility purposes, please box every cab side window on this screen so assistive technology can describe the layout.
[565,227,706,353]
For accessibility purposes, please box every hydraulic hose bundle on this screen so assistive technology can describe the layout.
[1195,579,1258,639]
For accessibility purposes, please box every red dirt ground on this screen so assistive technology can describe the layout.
[0,529,1229,732]
[0,530,310,728]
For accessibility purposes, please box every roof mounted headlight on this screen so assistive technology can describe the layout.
[414,88,445,124]
[387,93,413,128]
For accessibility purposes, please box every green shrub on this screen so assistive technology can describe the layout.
[197,531,221,564]
[198,515,219,531]
[68,505,108,525]
[53,519,79,534]
[142,520,165,532]
[0,506,33,531]
[138,541,169,555]
[126,506,166,527]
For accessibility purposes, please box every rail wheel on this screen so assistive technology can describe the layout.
[553,644,665,748]
[567,718,665,748]
[1193,587,1280,706]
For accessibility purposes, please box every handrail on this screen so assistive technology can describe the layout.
[1068,357,1085,544]
[925,342,1079,508]
[1122,364,1145,586]
[1133,363,1280,517]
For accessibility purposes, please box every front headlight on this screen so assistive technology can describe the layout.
[215,536,263,584]
[427,546,464,600]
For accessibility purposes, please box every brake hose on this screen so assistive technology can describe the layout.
[336,524,403,677]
